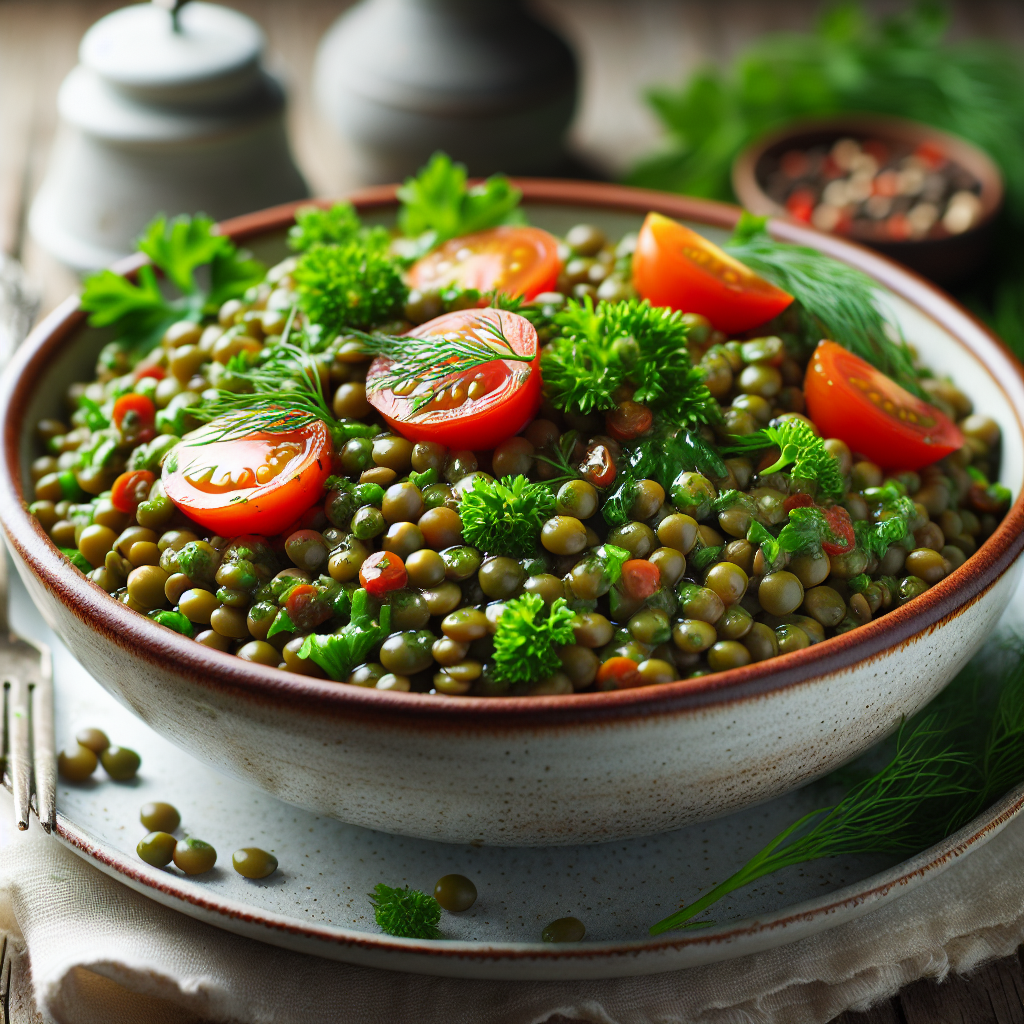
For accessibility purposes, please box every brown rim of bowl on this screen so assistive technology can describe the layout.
[731,112,1004,242]
[1,180,1022,728]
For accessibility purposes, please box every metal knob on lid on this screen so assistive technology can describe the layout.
[29,1,308,272]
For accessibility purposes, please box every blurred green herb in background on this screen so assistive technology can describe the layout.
[627,0,1024,360]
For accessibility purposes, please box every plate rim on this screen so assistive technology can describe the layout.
[39,781,1024,979]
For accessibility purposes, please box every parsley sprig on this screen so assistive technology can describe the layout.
[80,214,264,355]
[288,202,391,254]
[396,152,523,256]
[369,884,442,940]
[459,475,555,558]
[492,594,576,688]
[542,298,720,430]
[297,589,391,682]
[723,419,845,500]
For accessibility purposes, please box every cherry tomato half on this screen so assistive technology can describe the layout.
[162,417,332,536]
[632,212,794,334]
[366,308,541,450]
[407,226,561,300]
[110,469,156,514]
[804,341,963,471]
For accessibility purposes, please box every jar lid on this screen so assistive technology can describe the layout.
[79,1,264,107]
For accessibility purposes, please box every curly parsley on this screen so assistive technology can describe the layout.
[459,475,555,558]
[542,298,719,430]
[369,884,442,940]
[492,594,575,687]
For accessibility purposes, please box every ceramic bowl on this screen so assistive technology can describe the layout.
[2,182,1022,847]
[731,114,1003,286]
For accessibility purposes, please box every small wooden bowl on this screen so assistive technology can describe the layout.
[732,114,1004,286]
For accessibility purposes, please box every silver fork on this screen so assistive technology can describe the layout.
[0,549,54,832]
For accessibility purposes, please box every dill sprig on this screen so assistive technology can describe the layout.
[356,313,532,413]
[542,298,720,430]
[492,594,576,687]
[369,884,442,940]
[650,637,1024,935]
[725,215,925,399]
[459,475,555,558]
[723,418,845,500]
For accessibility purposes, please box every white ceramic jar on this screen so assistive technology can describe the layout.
[29,2,308,271]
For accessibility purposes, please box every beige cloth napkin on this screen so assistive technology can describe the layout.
[1,788,1023,1024]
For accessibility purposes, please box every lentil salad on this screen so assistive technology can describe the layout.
[27,155,1012,697]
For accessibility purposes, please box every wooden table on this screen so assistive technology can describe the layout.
[0,2,1022,1020]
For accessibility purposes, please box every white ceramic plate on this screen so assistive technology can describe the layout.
[7,566,1023,980]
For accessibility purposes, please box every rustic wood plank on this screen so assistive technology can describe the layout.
[898,953,1024,1024]
[832,999,905,1024]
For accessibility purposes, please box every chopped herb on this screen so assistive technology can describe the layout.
[369,884,442,940]
[691,545,723,571]
[297,589,391,681]
[746,520,782,571]
[266,608,296,639]
[148,610,194,638]
[724,419,845,500]
[543,298,720,430]
[459,475,555,558]
[492,594,575,687]
[60,548,92,573]
[396,152,523,254]
[779,505,855,557]
[409,468,439,489]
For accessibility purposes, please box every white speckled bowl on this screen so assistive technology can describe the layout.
[2,182,1022,847]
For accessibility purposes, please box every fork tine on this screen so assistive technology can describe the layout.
[0,932,12,1024]
[31,648,55,833]
[8,676,30,831]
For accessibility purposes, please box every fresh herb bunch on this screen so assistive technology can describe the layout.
[723,419,845,499]
[80,214,264,354]
[396,151,524,255]
[492,594,576,687]
[355,314,532,413]
[626,0,1024,361]
[543,298,720,429]
[627,434,727,492]
[294,241,407,334]
[368,884,442,940]
[650,635,1024,935]
[297,588,391,682]
[459,475,555,558]
[725,216,924,397]
[288,202,391,254]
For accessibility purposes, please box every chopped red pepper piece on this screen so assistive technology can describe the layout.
[358,551,408,596]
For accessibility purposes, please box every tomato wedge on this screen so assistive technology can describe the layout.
[804,341,963,471]
[366,308,541,450]
[632,212,794,334]
[407,226,561,300]
[162,418,332,536]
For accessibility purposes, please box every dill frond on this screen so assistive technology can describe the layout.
[459,475,555,558]
[650,639,1024,935]
[369,884,442,940]
[725,215,925,399]
[355,313,532,413]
